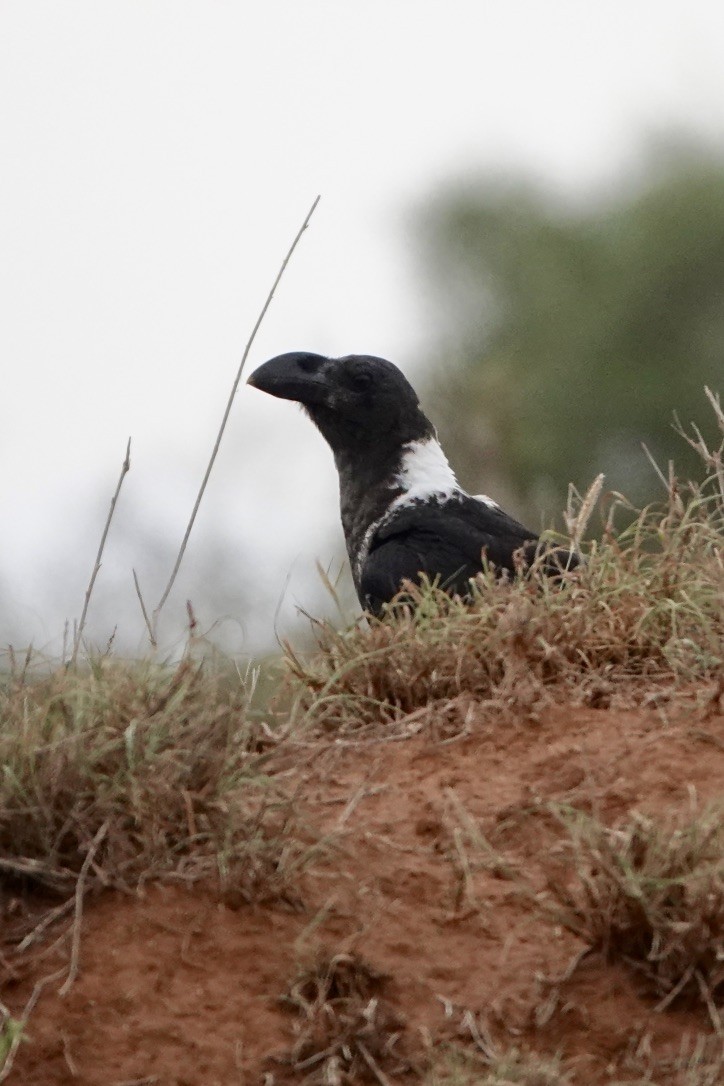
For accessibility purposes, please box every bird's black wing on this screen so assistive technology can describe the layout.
[360,495,538,613]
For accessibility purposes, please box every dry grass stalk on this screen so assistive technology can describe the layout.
[58,819,108,996]
[147,194,321,643]
[564,471,605,547]
[673,386,724,508]
[546,804,724,1008]
[442,790,520,913]
[71,437,131,665]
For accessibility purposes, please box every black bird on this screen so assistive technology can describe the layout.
[248,352,576,615]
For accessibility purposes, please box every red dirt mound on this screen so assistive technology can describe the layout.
[6,696,724,1084]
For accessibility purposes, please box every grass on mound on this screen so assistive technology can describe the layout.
[286,396,724,731]
[0,656,310,928]
[547,804,724,1012]
[617,1033,724,1086]
[426,1038,724,1085]
[425,1045,569,1085]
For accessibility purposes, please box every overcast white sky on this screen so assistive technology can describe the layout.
[2,1,724,655]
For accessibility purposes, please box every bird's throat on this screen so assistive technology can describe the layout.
[336,437,462,591]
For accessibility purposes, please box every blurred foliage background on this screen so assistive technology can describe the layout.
[415,144,724,527]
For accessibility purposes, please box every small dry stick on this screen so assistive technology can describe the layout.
[71,438,131,665]
[0,967,66,1083]
[186,599,198,638]
[641,442,670,491]
[356,1041,394,1086]
[148,194,321,643]
[696,969,724,1037]
[59,820,109,997]
[132,568,156,647]
[653,963,696,1014]
[16,896,76,953]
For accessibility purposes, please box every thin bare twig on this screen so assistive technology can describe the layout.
[0,856,74,892]
[59,820,109,997]
[653,963,696,1014]
[71,438,131,665]
[356,1040,394,1086]
[16,897,76,954]
[149,195,321,642]
[132,569,156,648]
[641,442,670,491]
[696,969,724,1037]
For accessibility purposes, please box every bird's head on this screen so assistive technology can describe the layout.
[247,352,434,459]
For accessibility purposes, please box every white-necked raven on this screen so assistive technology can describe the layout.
[248,352,576,614]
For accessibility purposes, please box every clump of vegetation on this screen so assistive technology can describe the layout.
[623,1032,724,1086]
[426,1045,568,1085]
[286,393,724,731]
[275,950,413,1084]
[427,1038,724,1086]
[547,804,724,1011]
[0,656,308,931]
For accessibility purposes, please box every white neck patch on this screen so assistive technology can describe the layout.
[351,437,461,585]
[392,437,460,505]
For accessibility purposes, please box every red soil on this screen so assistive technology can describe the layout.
[6,695,724,1084]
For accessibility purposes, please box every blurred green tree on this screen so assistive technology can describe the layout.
[416,146,724,524]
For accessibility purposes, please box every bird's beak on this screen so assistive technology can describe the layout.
[247,352,330,407]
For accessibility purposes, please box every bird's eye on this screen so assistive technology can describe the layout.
[350,370,372,390]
